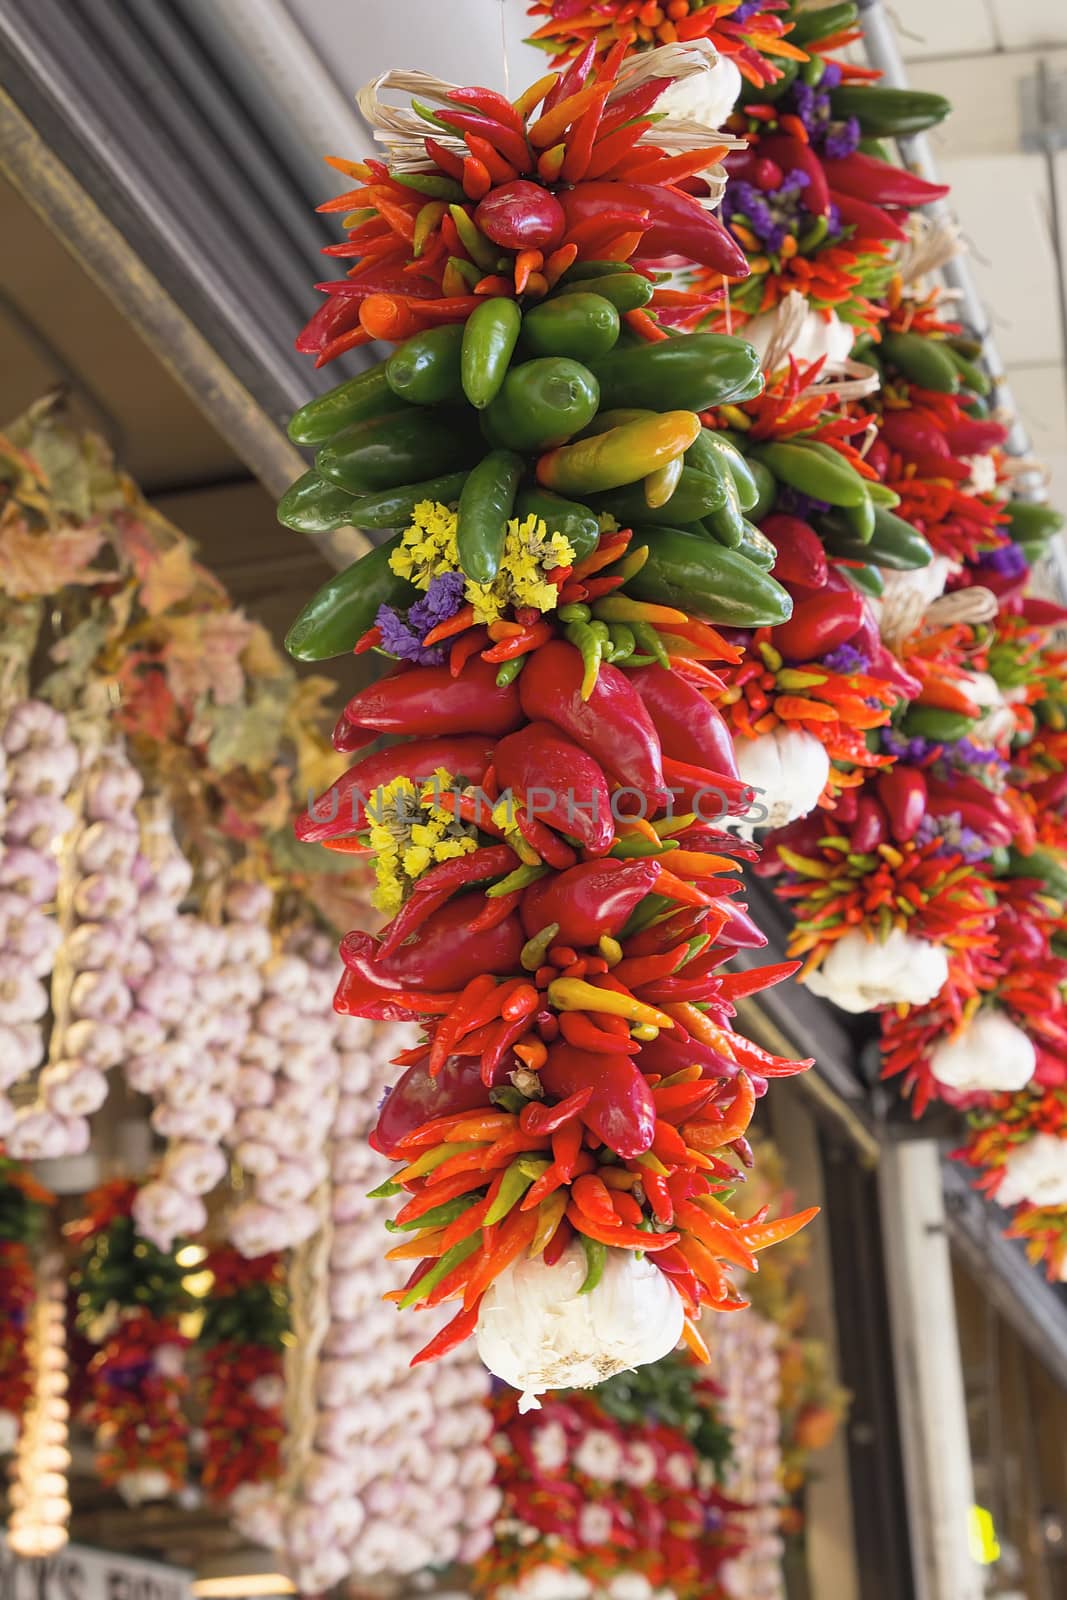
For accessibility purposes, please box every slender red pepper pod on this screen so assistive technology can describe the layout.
[627,664,740,780]
[539,1040,656,1159]
[336,657,523,751]
[376,843,518,960]
[296,735,494,842]
[759,514,829,592]
[876,767,927,844]
[560,181,749,276]
[829,191,909,243]
[850,793,889,854]
[661,755,753,821]
[636,1029,738,1083]
[847,606,923,699]
[1018,597,1067,626]
[1030,771,1067,811]
[925,774,1017,846]
[372,1055,499,1154]
[520,857,661,944]
[341,896,524,992]
[823,152,949,209]
[494,720,615,854]
[773,589,864,663]
[519,640,666,792]
[716,899,769,950]
[878,410,951,459]
[942,417,1009,455]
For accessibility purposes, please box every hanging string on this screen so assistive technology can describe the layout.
[499,0,511,97]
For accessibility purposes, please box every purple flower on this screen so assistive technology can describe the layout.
[825,116,861,159]
[821,62,843,91]
[726,168,812,254]
[979,544,1028,578]
[408,570,465,633]
[732,0,765,19]
[882,728,931,764]
[823,643,871,677]
[374,603,446,666]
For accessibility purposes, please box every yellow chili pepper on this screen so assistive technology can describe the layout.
[396,1140,486,1183]
[529,1189,568,1257]
[536,410,701,496]
[547,978,674,1030]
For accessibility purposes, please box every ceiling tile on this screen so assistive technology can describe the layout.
[886,0,997,60]
[989,0,1067,49]
[937,154,1059,367]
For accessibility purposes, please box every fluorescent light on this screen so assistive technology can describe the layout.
[192,1577,295,1598]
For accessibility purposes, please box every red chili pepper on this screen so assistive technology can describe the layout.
[636,1027,737,1083]
[426,973,500,1076]
[481,619,553,662]
[520,1088,594,1137]
[543,1219,573,1266]
[551,1118,585,1183]
[495,721,615,854]
[334,967,456,1023]
[715,961,800,1002]
[623,906,711,957]
[410,1299,481,1366]
[559,1009,639,1054]
[831,190,909,243]
[435,110,532,174]
[566,1205,679,1252]
[850,792,889,854]
[296,735,494,842]
[469,887,524,931]
[520,857,661,947]
[773,589,864,663]
[572,1173,621,1228]
[824,152,948,209]
[660,755,753,822]
[627,665,740,780]
[463,1208,539,1309]
[759,514,829,591]
[752,133,830,214]
[446,86,525,134]
[376,845,518,960]
[876,767,928,844]
[519,639,666,793]
[336,657,522,750]
[540,1040,656,1160]
[611,1189,644,1226]
[560,181,748,275]
[341,896,524,995]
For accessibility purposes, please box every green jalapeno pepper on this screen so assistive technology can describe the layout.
[287,362,408,447]
[700,474,746,548]
[589,332,762,413]
[789,1,858,44]
[552,272,653,312]
[818,505,934,569]
[521,293,620,362]
[750,440,870,508]
[880,332,960,394]
[829,84,951,137]
[735,521,777,570]
[385,323,466,406]
[899,705,977,742]
[845,564,885,598]
[317,410,478,495]
[1005,501,1065,544]
[591,466,726,526]
[339,471,470,530]
[285,532,410,661]
[277,469,358,534]
[483,357,600,453]
[687,428,760,511]
[625,525,792,627]
[461,297,523,410]
[457,449,524,583]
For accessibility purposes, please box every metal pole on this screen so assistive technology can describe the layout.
[878,1142,985,1600]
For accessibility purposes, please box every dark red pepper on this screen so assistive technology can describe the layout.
[627,664,740,780]
[773,589,864,663]
[335,657,523,751]
[876,767,927,844]
[560,181,749,275]
[376,843,518,959]
[751,134,829,214]
[519,640,666,793]
[539,1040,656,1160]
[340,896,524,991]
[372,1055,498,1154]
[759,514,829,592]
[830,191,909,243]
[850,792,889,853]
[474,180,566,249]
[520,857,661,945]
[636,1029,738,1082]
[494,721,615,854]
[296,735,494,842]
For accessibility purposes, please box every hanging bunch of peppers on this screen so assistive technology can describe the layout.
[68,1180,193,1504]
[477,1364,745,1600]
[499,0,1067,1283]
[0,1160,54,1454]
[195,1248,287,1505]
[280,42,820,1399]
